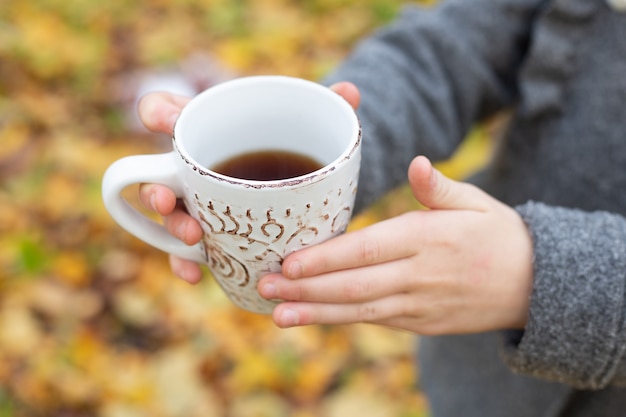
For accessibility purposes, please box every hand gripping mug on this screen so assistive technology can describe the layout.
[102,76,362,314]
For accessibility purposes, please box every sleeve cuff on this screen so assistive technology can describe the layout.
[500,202,626,389]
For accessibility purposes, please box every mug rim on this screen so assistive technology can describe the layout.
[172,75,361,189]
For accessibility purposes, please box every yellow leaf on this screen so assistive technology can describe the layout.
[52,251,91,287]
[0,122,30,162]
[293,357,338,401]
[228,350,282,393]
[350,323,414,359]
[347,211,378,231]
[40,172,84,221]
[229,392,289,417]
[151,346,224,416]
[0,305,43,356]
[322,387,401,417]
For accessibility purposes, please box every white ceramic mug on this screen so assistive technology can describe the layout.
[102,76,361,314]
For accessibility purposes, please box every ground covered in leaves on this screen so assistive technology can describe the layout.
[0,1,491,416]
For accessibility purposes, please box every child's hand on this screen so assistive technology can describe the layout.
[258,156,535,335]
[135,92,204,283]
[136,83,361,284]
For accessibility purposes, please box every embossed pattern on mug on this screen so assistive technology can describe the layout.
[187,175,358,313]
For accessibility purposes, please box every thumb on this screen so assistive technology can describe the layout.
[408,155,490,212]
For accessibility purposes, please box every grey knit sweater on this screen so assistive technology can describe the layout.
[324,0,626,415]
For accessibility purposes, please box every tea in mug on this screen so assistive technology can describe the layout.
[210,150,324,181]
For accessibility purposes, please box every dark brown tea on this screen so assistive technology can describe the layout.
[210,150,324,181]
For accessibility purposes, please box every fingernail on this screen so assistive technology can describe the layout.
[176,221,187,242]
[261,283,277,299]
[149,193,158,212]
[178,267,190,283]
[287,261,303,279]
[429,165,438,188]
[171,256,190,283]
[280,309,300,327]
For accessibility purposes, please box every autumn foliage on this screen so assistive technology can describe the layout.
[0,0,491,416]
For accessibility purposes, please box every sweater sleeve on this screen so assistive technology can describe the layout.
[501,202,626,389]
[323,0,545,211]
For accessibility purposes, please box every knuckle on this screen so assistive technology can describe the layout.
[291,284,305,301]
[436,180,458,207]
[358,238,381,265]
[283,283,305,301]
[401,302,421,318]
[356,303,379,322]
[343,279,371,301]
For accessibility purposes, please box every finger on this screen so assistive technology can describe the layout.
[162,201,204,245]
[169,254,203,284]
[281,215,418,279]
[329,82,361,110]
[270,294,413,328]
[139,184,203,244]
[408,155,491,212]
[259,256,413,303]
[137,92,191,134]
[138,183,178,216]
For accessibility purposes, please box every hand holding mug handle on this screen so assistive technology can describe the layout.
[102,151,207,264]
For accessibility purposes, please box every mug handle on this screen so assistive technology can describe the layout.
[101,152,206,263]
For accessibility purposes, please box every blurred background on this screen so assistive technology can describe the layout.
[0,0,493,416]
